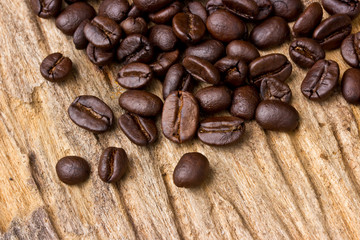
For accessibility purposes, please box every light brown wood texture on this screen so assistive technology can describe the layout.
[1,0,360,239]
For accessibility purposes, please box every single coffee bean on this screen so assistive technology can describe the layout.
[230,86,260,120]
[149,1,182,24]
[119,113,158,145]
[99,0,129,22]
[226,40,260,63]
[162,91,199,143]
[150,49,180,76]
[253,0,273,21]
[185,2,208,23]
[206,0,226,14]
[289,38,325,69]
[313,14,352,50]
[128,4,142,18]
[173,152,209,188]
[117,34,154,64]
[292,2,323,37]
[269,0,302,21]
[73,20,90,50]
[250,16,290,49]
[322,0,360,19]
[119,90,163,117]
[40,53,72,82]
[198,116,245,146]
[86,43,114,66]
[341,32,360,68]
[117,63,153,89]
[172,12,206,44]
[301,59,339,101]
[30,0,62,18]
[184,40,225,63]
[260,78,292,103]
[56,156,90,185]
[342,68,360,104]
[182,56,221,85]
[249,54,292,87]
[55,2,96,35]
[195,86,232,113]
[222,0,259,20]
[149,25,177,52]
[98,147,128,183]
[120,17,147,36]
[163,64,193,99]
[214,56,248,87]
[133,0,173,12]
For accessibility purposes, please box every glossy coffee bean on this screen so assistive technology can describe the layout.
[313,14,352,50]
[56,156,90,185]
[120,17,147,36]
[117,63,153,89]
[98,147,128,183]
[222,0,259,20]
[86,43,114,66]
[40,53,72,82]
[195,86,232,113]
[182,56,220,85]
[128,4,142,18]
[73,20,90,50]
[163,64,193,99]
[185,2,208,23]
[214,56,248,87]
[117,34,154,64]
[260,78,292,103]
[206,0,226,14]
[230,86,260,120]
[133,0,173,12]
[292,2,323,37]
[322,0,360,19]
[149,25,177,51]
[341,32,360,68]
[162,91,199,143]
[30,0,62,18]
[301,60,339,101]
[172,12,206,44]
[253,0,273,21]
[184,40,225,63]
[198,116,245,146]
[289,38,325,69]
[55,2,96,35]
[149,1,182,24]
[119,90,163,117]
[150,49,180,76]
[119,113,158,145]
[226,40,260,63]
[269,0,302,21]
[342,68,360,104]
[99,0,129,22]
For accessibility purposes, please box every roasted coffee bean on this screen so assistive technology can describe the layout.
[269,0,302,21]
[30,0,62,18]
[301,59,339,101]
[133,0,173,12]
[226,40,260,63]
[184,40,225,63]
[195,86,232,113]
[128,4,142,18]
[249,54,292,87]
[55,2,96,35]
[206,0,226,14]
[198,116,245,146]
[214,56,248,87]
[150,49,179,76]
[342,68,360,104]
[253,0,273,21]
[56,156,90,185]
[250,16,290,49]
[172,12,206,44]
[86,43,114,66]
[68,95,114,133]
[117,63,153,89]
[162,91,199,143]
[119,113,158,145]
[99,0,129,22]
[40,53,72,82]
[84,16,122,50]
[313,14,352,50]
[163,64,193,99]
[222,0,259,20]
[149,25,177,51]
[119,90,163,117]
[149,1,182,24]
[73,20,90,50]
[117,34,154,64]
[292,2,323,37]
[182,56,220,85]
[230,86,260,120]
[260,78,292,103]
[289,38,325,68]
[185,2,208,23]
[341,32,360,68]
[322,0,360,19]
[206,10,247,43]
[173,152,209,188]
[98,147,128,183]
[120,17,147,36]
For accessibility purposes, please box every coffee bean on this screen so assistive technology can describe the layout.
[195,86,232,113]
[214,56,248,87]
[149,1,182,24]
[150,49,180,76]
[163,64,193,99]
[185,2,208,23]
[198,116,245,146]
[222,0,259,19]
[173,152,209,188]
[56,156,90,185]
[30,0,62,18]
[184,40,225,63]
[341,32,360,68]
[133,0,173,12]
[226,40,260,63]
[250,16,290,49]
[120,17,148,36]
[289,38,325,69]
[98,147,128,183]
[98,0,129,22]
[117,34,154,64]
[40,53,72,82]
[292,2,323,37]
[119,113,158,145]
[73,20,90,50]
[117,63,153,89]
[162,91,199,143]
[342,68,360,104]
[55,2,96,35]
[249,54,292,87]
[206,10,247,43]
[230,86,260,120]
[119,90,163,117]
[172,12,206,44]
[322,0,360,19]
[301,59,339,101]
[149,25,177,52]
[206,0,226,14]
[269,0,302,21]
[128,4,142,18]
[313,14,352,50]
[182,56,220,85]
[260,78,292,103]
[86,43,114,66]
[253,0,273,21]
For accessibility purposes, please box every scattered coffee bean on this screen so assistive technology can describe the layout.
[226,40,260,63]
[292,2,323,37]
[230,86,260,120]
[184,40,225,63]
[56,156,90,185]
[260,78,292,103]
[183,56,221,85]
[86,43,114,66]
[172,12,206,44]
[98,0,129,22]
[222,0,259,20]
[342,68,360,104]
[195,86,232,113]
[185,2,208,23]
[120,17,148,36]
[214,56,248,87]
[289,38,325,68]
[117,34,154,64]
[133,0,173,12]
[149,1,182,24]
[269,0,302,22]
[163,64,193,99]
[73,20,90,50]
[98,147,128,183]
[128,4,142,18]
[253,0,273,21]
[117,63,153,89]
[150,49,180,76]
[206,0,226,14]
[322,0,360,19]
[341,32,360,68]
[119,90,163,117]
[40,53,72,82]
[30,0,62,18]
[149,25,177,51]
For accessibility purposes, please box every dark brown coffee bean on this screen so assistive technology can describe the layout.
[133,0,173,12]
[98,147,128,183]
[150,49,180,76]
[86,43,114,66]
[198,116,245,146]
[149,25,177,51]
[117,34,154,64]
[269,0,302,21]
[292,2,323,37]
[149,1,182,24]
[40,53,72,82]
[341,32,360,68]
[289,38,325,68]
[182,56,220,85]
[99,0,130,22]
[230,86,260,120]
[322,0,360,19]
[195,86,232,113]
[117,63,153,89]
[119,90,163,117]
[173,152,209,188]
[260,78,292,103]
[163,64,193,99]
[128,4,142,18]
[222,0,259,19]
[185,2,208,23]
[73,20,90,50]
[226,40,260,63]
[313,14,352,50]
[184,40,225,63]
[120,17,148,36]
[162,91,199,143]
[301,59,339,101]
[56,156,90,185]
[214,57,248,87]
[253,0,273,21]
[342,68,360,104]
[30,0,62,18]
[172,12,206,44]
[206,0,226,14]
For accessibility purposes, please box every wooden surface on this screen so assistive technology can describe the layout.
[1,0,360,239]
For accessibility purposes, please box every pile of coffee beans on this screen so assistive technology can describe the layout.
[33,0,360,188]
